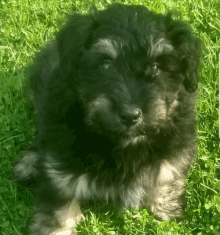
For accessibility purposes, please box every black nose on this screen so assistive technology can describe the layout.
[121,106,142,127]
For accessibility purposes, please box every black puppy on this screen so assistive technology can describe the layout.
[14,4,201,234]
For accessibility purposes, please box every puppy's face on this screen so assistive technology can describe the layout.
[76,35,180,143]
[58,5,200,146]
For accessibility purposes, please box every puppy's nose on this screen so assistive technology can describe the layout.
[121,106,142,127]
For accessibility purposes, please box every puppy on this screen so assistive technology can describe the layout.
[13,4,201,234]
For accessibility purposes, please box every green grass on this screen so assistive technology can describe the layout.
[0,0,219,234]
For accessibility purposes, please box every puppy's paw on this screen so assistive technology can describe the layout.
[32,199,84,235]
[150,198,183,220]
[150,183,185,220]
[51,214,85,235]
[51,229,73,235]
[55,200,85,235]
[31,212,85,235]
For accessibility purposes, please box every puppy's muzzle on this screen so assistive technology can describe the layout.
[86,95,144,137]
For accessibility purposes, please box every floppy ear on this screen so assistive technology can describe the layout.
[56,13,94,79]
[166,14,201,93]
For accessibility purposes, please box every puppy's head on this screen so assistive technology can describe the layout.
[57,5,201,145]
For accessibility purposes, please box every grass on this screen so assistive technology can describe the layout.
[0,0,219,234]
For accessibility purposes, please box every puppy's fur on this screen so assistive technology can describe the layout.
[13,4,201,234]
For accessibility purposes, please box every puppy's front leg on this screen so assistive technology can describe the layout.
[143,158,190,220]
[30,154,85,235]
[31,198,84,235]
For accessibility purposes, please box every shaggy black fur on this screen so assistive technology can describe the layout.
[13,4,201,234]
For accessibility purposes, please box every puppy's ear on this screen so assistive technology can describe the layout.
[56,13,94,79]
[166,14,201,93]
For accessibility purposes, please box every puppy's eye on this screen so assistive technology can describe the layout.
[100,61,112,71]
[152,63,160,77]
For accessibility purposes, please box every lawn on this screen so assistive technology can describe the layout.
[0,0,219,234]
